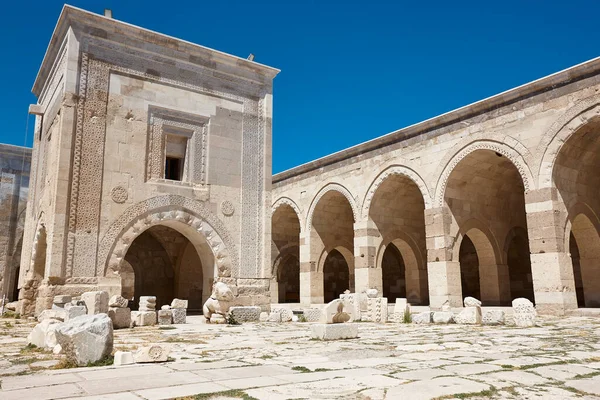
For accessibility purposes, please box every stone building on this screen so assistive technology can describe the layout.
[271,58,600,316]
[0,144,31,303]
[18,5,278,316]
[8,6,600,317]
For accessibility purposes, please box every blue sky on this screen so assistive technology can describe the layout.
[1,1,598,173]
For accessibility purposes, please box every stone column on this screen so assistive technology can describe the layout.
[353,220,381,295]
[425,207,462,309]
[299,232,323,304]
[525,188,577,315]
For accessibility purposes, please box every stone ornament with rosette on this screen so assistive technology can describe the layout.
[110,186,128,204]
[221,201,235,216]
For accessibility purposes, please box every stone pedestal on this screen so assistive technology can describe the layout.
[171,308,186,324]
[310,323,358,340]
[108,307,131,329]
[131,311,156,326]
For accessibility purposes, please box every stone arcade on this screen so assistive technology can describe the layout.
[2,5,600,317]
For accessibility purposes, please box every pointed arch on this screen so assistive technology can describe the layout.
[306,183,358,232]
[272,196,304,233]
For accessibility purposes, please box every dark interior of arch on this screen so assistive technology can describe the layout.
[124,225,203,311]
[278,254,300,303]
[569,232,585,307]
[459,235,481,300]
[382,244,406,303]
[507,232,535,303]
[323,249,349,303]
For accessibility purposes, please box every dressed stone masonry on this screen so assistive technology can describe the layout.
[365,297,388,323]
[513,298,537,327]
[16,5,278,317]
[229,306,261,322]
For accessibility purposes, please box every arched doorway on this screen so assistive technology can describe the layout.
[122,224,212,312]
[368,172,428,305]
[505,229,534,302]
[459,235,481,301]
[381,244,406,303]
[323,249,350,303]
[444,149,528,306]
[310,189,355,303]
[553,119,600,308]
[271,203,301,303]
[277,254,300,303]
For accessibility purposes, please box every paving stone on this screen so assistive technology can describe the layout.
[310,323,358,340]
[442,363,503,375]
[392,368,455,380]
[532,364,597,380]
[134,382,228,400]
[0,383,84,400]
[565,375,600,396]
[77,371,206,395]
[386,377,490,400]
[487,370,551,385]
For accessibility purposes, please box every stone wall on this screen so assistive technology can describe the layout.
[0,144,31,302]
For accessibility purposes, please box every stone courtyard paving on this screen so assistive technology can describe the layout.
[1,315,600,399]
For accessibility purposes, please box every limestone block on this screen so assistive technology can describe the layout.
[171,308,186,324]
[310,323,358,340]
[482,309,505,325]
[53,344,62,355]
[53,295,72,307]
[512,298,536,327]
[114,351,135,366]
[464,297,482,307]
[292,315,298,322]
[454,306,482,324]
[413,312,432,324]
[64,305,87,321]
[432,311,454,324]
[38,309,67,322]
[55,314,113,366]
[108,307,131,329]
[171,299,188,309]
[139,296,157,311]
[272,307,293,322]
[108,295,128,308]
[131,311,156,326]
[365,298,388,323]
[158,310,173,325]
[303,308,321,322]
[441,300,451,311]
[133,345,170,363]
[259,311,269,322]
[46,323,60,349]
[267,312,282,322]
[229,306,261,322]
[365,288,379,298]
[27,319,60,348]
[340,292,362,321]
[5,301,18,311]
[81,291,109,315]
[161,305,171,311]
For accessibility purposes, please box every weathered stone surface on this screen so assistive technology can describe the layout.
[413,311,432,324]
[114,351,134,366]
[53,295,72,306]
[340,292,362,321]
[365,288,379,298]
[81,291,109,315]
[482,309,505,325]
[64,305,87,321]
[310,323,358,340]
[38,309,67,322]
[259,311,269,322]
[454,306,482,324]
[272,307,293,322]
[303,308,321,322]
[27,319,60,348]
[161,305,171,310]
[441,300,451,311]
[108,307,131,329]
[203,282,233,321]
[171,308,186,324]
[5,301,18,311]
[108,295,128,308]
[171,299,188,309]
[138,296,157,312]
[365,297,387,323]
[464,297,482,307]
[321,299,355,323]
[55,314,113,366]
[210,314,227,324]
[158,309,173,325]
[513,298,536,327]
[131,311,156,326]
[432,311,454,324]
[133,345,170,363]
[229,306,261,322]
[267,311,282,322]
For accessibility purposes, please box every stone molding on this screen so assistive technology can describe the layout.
[272,196,303,233]
[433,140,535,208]
[361,164,432,218]
[306,183,358,233]
[97,195,238,278]
[537,96,600,188]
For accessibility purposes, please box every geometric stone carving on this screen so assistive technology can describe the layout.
[110,186,128,204]
[221,200,235,216]
[512,298,536,327]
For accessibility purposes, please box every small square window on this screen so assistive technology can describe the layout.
[165,156,183,181]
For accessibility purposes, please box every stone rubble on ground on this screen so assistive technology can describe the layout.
[340,291,362,321]
[37,309,67,322]
[433,311,454,324]
[464,296,482,307]
[157,309,173,325]
[64,304,87,321]
[454,306,482,324]
[81,291,109,315]
[413,311,432,324]
[27,319,60,348]
[52,295,72,309]
[310,323,359,340]
[259,311,269,322]
[365,297,388,323]
[271,307,293,322]
[133,344,170,363]
[229,306,261,322]
[302,308,322,322]
[114,351,135,366]
[513,297,537,327]
[54,314,113,366]
[171,307,186,324]
[138,296,157,312]
[108,307,132,329]
[482,309,505,325]
[170,299,188,309]
[108,295,129,308]
[131,310,157,326]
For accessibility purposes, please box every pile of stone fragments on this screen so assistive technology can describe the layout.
[26,291,189,366]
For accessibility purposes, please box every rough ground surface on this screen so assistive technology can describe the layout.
[0,315,600,399]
